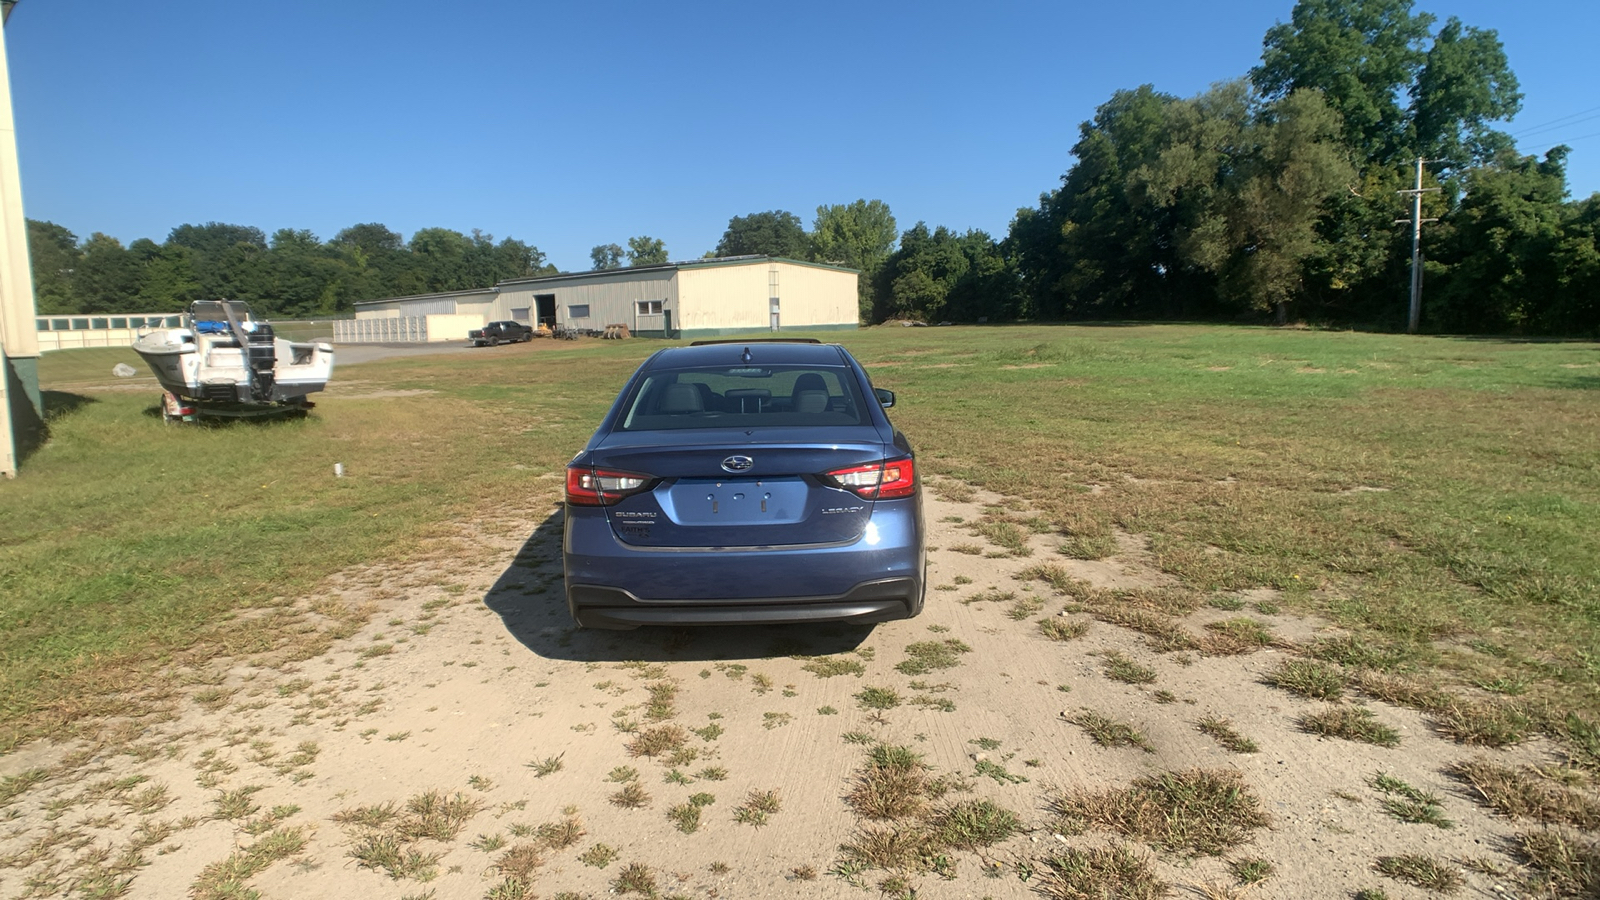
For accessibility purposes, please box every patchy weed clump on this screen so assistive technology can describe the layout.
[802,656,866,678]
[1036,843,1167,900]
[1201,618,1275,655]
[1352,671,1452,711]
[1102,652,1156,685]
[1307,635,1413,671]
[1373,854,1462,893]
[1040,616,1090,641]
[895,639,972,675]
[612,861,658,896]
[1446,758,1600,828]
[1050,769,1269,856]
[334,790,483,882]
[855,686,902,711]
[1089,607,1198,653]
[1300,705,1401,747]
[1430,698,1531,748]
[733,790,782,827]
[935,799,1021,849]
[1018,563,1092,596]
[626,724,688,758]
[1515,829,1600,898]
[1264,658,1347,700]
[969,518,1033,556]
[835,745,1022,881]
[1197,716,1258,753]
[191,826,308,899]
[846,744,938,820]
[1370,773,1452,829]
[1069,709,1153,753]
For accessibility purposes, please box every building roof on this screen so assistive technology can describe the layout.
[353,286,499,309]
[496,255,858,289]
[353,256,858,310]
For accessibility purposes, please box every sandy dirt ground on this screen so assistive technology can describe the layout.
[0,477,1579,899]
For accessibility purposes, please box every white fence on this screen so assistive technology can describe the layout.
[35,314,184,352]
[333,317,429,343]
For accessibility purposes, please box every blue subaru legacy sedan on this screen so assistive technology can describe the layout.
[563,339,925,629]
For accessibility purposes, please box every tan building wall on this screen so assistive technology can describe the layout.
[423,313,484,342]
[349,258,857,342]
[677,260,856,335]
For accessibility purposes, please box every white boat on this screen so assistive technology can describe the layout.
[133,300,335,415]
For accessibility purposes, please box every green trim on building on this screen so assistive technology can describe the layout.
[5,353,44,467]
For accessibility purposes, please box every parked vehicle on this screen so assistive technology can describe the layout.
[469,321,534,346]
[132,300,334,421]
[563,339,924,629]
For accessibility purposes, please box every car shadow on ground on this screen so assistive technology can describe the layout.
[483,507,873,664]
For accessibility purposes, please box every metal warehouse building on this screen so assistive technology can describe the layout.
[351,256,859,340]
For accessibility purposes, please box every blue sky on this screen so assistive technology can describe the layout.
[7,0,1598,272]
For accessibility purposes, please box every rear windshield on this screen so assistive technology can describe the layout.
[619,365,868,431]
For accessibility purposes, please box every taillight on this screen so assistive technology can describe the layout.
[823,458,916,500]
[566,467,654,506]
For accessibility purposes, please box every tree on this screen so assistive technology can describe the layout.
[130,239,202,311]
[714,210,809,258]
[72,233,139,313]
[626,236,668,266]
[26,219,81,314]
[1203,89,1355,322]
[590,244,624,270]
[1411,17,1521,169]
[1252,0,1434,167]
[1011,84,1199,319]
[408,227,474,292]
[878,223,968,322]
[331,223,404,256]
[1428,148,1570,332]
[811,200,898,321]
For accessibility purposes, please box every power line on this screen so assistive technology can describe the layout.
[1510,105,1600,138]
[1514,113,1600,143]
[1531,129,1600,146]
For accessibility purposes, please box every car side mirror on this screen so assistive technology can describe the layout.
[874,388,895,408]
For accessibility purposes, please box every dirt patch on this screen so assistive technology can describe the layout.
[0,481,1586,899]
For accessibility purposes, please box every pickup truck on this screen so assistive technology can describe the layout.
[468,321,534,346]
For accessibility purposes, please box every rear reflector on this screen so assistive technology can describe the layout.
[823,458,916,500]
[566,467,654,506]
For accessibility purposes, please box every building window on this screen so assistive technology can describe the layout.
[510,307,530,322]
[636,300,663,316]
[568,304,590,319]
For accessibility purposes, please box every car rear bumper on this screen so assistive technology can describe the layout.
[566,576,921,629]
[562,498,924,629]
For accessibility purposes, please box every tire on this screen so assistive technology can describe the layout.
[488,336,499,347]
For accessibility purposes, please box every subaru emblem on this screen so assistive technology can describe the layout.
[721,455,754,473]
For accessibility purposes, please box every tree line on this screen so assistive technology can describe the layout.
[693,0,1597,334]
[27,221,557,319]
[29,0,1600,335]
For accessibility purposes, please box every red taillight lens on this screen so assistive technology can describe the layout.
[565,467,653,506]
[824,458,916,500]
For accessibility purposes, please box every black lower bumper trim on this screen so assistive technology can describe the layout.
[567,577,922,630]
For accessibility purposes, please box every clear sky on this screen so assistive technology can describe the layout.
[7,0,1598,272]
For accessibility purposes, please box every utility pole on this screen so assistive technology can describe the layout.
[1397,157,1439,334]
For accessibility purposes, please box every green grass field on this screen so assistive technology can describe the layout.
[5,324,1598,748]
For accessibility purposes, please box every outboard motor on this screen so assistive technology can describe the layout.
[246,321,277,401]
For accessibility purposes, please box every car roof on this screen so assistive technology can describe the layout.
[647,341,849,369]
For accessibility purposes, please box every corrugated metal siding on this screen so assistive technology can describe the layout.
[354,288,498,319]
[498,270,678,330]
